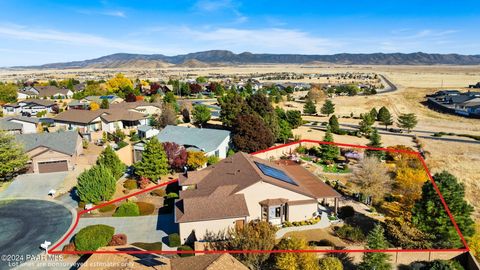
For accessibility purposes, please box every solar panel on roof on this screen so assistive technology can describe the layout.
[255,162,298,186]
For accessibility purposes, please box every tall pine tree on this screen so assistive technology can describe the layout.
[97,145,125,180]
[328,115,340,134]
[366,128,385,160]
[303,98,317,115]
[321,126,340,162]
[378,106,393,130]
[134,137,169,181]
[321,99,335,117]
[359,224,392,270]
[412,171,474,248]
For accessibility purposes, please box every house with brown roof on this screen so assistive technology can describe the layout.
[54,108,149,134]
[175,152,341,244]
[109,101,163,115]
[18,86,73,99]
[79,245,248,270]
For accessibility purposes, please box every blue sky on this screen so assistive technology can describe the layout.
[0,0,479,66]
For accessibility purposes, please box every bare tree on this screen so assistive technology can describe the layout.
[351,156,392,205]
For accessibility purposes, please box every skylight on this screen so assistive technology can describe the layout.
[255,162,298,186]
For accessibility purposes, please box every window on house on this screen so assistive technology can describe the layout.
[215,150,220,157]
[275,207,281,218]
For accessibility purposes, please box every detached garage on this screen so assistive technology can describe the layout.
[15,131,83,174]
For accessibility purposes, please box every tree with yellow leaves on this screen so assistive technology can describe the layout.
[186,151,208,170]
[90,102,100,111]
[275,236,319,270]
[394,166,428,209]
[469,223,480,260]
[106,73,133,93]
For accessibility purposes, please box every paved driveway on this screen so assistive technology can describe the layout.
[0,172,67,199]
[0,199,73,270]
[67,213,178,251]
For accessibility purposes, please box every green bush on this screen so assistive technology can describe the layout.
[207,155,220,166]
[74,225,114,251]
[166,192,179,199]
[117,141,128,149]
[318,257,343,270]
[77,165,116,204]
[151,189,166,197]
[132,242,163,251]
[335,225,365,242]
[113,202,140,217]
[123,179,138,190]
[168,233,181,247]
[98,203,117,213]
[338,206,355,219]
[177,245,194,257]
[136,202,155,215]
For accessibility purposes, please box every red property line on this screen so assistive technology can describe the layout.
[49,140,469,255]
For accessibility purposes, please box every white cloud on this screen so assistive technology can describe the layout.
[194,0,236,11]
[0,24,159,53]
[173,27,339,54]
[76,8,126,18]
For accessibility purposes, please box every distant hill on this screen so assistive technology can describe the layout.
[16,50,480,69]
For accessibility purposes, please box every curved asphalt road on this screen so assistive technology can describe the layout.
[0,200,72,270]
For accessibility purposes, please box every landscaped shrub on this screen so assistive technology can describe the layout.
[335,225,365,242]
[113,202,140,217]
[117,141,128,149]
[78,201,86,209]
[108,234,127,246]
[132,242,163,251]
[318,257,343,270]
[296,146,307,154]
[168,233,181,247]
[74,225,114,251]
[136,202,155,215]
[62,242,76,252]
[177,245,194,257]
[98,203,116,213]
[338,206,355,219]
[137,176,150,189]
[207,155,220,166]
[309,239,335,247]
[123,179,138,190]
[166,192,179,199]
[151,189,166,197]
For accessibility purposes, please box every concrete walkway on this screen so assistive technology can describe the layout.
[275,211,332,239]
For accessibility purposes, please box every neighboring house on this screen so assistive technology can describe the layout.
[137,125,160,139]
[79,245,248,270]
[133,126,231,163]
[32,86,73,99]
[100,109,149,132]
[0,116,39,134]
[17,87,40,99]
[15,130,83,173]
[85,95,124,105]
[426,90,480,117]
[54,109,104,133]
[2,99,57,116]
[174,152,341,244]
[109,101,162,115]
[54,108,149,134]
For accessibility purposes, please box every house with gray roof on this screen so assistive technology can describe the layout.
[2,99,57,116]
[15,131,83,173]
[0,116,39,134]
[133,125,231,162]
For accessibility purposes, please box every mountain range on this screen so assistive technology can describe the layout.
[15,50,480,69]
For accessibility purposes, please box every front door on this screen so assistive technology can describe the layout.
[235,219,245,230]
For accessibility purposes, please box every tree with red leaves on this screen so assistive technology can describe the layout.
[125,92,136,102]
[162,142,188,171]
[189,83,202,94]
[149,83,161,95]
[232,114,274,153]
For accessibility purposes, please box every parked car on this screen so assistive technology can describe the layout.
[94,139,105,146]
